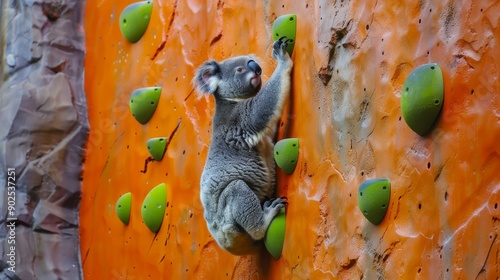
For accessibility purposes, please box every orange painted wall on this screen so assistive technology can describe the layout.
[81,0,500,279]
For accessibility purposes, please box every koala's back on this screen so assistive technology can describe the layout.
[200,129,276,203]
[199,124,276,255]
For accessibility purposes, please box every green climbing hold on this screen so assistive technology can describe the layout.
[401,63,444,136]
[116,192,132,225]
[141,183,167,233]
[358,178,391,225]
[119,1,153,43]
[147,137,168,161]
[272,14,297,56]
[129,86,161,124]
[264,208,286,259]
[274,138,299,175]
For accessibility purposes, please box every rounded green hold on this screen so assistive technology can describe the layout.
[401,63,444,136]
[119,1,153,43]
[147,137,168,161]
[264,208,286,259]
[116,192,132,225]
[141,183,167,233]
[357,178,391,225]
[274,138,299,175]
[272,14,297,56]
[129,86,161,124]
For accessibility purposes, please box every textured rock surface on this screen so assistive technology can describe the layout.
[81,0,500,279]
[0,0,87,279]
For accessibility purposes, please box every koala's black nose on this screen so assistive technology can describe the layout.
[248,60,262,76]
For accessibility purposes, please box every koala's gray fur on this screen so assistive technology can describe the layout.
[193,38,293,255]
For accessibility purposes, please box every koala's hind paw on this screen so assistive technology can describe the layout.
[263,196,287,213]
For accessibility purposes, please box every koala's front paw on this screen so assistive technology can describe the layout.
[272,37,291,61]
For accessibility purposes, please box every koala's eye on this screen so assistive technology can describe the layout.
[236,67,244,73]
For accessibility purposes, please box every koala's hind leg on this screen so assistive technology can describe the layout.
[224,179,286,241]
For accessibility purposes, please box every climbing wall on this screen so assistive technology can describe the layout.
[81,0,500,279]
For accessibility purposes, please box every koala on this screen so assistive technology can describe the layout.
[193,38,293,255]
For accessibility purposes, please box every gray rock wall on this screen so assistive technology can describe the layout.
[0,0,87,279]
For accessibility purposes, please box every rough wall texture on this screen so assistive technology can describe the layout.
[0,0,87,279]
[81,0,500,279]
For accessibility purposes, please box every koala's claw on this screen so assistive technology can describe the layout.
[277,35,287,42]
[263,196,287,211]
[272,37,290,60]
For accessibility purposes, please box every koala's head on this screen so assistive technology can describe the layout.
[193,55,262,101]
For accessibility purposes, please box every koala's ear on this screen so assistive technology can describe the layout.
[193,60,221,97]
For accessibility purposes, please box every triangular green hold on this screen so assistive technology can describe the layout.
[141,183,167,233]
[274,138,299,175]
[116,192,132,225]
[129,87,161,124]
[147,137,168,161]
[272,14,297,56]
[119,1,153,43]
[401,63,444,136]
[358,178,391,225]
[264,208,286,259]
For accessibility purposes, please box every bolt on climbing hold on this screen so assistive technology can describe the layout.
[274,138,299,175]
[357,178,391,225]
[401,63,444,136]
[129,86,162,124]
[141,183,167,233]
[264,208,286,259]
[272,14,297,56]
[119,1,153,43]
[116,192,132,225]
[147,137,168,161]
